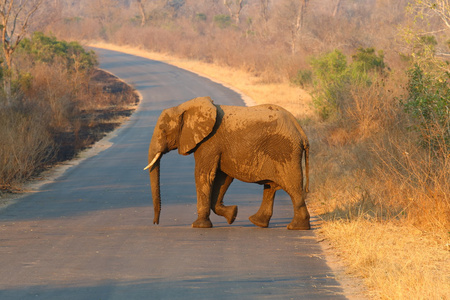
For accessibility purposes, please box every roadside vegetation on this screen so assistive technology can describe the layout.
[2,0,448,298]
[0,31,138,192]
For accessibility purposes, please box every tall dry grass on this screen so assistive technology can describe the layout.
[320,219,449,299]
[0,106,54,190]
[309,72,449,231]
[308,74,449,298]
[0,58,138,192]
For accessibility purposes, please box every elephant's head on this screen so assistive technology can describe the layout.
[144,97,217,224]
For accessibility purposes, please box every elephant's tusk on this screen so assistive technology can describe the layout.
[143,152,161,170]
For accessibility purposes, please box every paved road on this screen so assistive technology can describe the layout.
[0,48,347,299]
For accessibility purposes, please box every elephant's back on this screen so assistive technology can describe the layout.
[218,104,293,130]
[216,104,303,153]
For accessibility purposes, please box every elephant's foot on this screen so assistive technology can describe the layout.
[223,205,238,224]
[214,205,238,225]
[249,214,270,228]
[192,217,213,228]
[287,218,310,230]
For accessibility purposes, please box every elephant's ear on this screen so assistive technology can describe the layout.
[178,97,217,155]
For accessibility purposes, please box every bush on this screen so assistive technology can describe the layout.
[403,64,450,147]
[214,14,232,29]
[195,13,207,22]
[351,47,385,74]
[0,107,54,189]
[310,48,387,120]
[19,32,98,71]
[290,69,312,88]
[310,50,350,119]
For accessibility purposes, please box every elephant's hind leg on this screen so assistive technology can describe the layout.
[286,188,310,230]
[211,171,237,224]
[249,184,276,228]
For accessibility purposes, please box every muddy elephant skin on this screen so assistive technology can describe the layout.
[145,96,310,230]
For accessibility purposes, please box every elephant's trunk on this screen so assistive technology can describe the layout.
[149,156,161,224]
[147,121,167,225]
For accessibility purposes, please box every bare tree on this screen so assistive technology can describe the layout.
[407,0,450,69]
[276,0,308,54]
[136,0,147,26]
[0,0,44,105]
[164,0,185,18]
[223,0,246,25]
[86,0,121,27]
[293,0,308,54]
[409,0,450,30]
[259,0,269,25]
[332,0,342,17]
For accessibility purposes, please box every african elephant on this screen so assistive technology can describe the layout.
[144,97,310,230]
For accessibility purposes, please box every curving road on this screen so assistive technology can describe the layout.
[0,48,347,299]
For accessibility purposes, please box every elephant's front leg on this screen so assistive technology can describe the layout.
[249,184,276,228]
[211,171,237,224]
[192,160,218,228]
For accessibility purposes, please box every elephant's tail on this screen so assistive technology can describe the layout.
[289,114,310,194]
[304,141,309,193]
[293,118,310,194]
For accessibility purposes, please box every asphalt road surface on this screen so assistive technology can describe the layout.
[0,48,348,299]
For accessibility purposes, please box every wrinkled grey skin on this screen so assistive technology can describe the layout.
[145,97,310,230]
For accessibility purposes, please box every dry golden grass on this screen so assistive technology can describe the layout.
[88,42,449,300]
[319,220,449,299]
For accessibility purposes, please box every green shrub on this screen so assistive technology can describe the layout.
[309,48,387,120]
[403,64,450,146]
[291,69,313,88]
[310,50,350,119]
[19,32,98,71]
[214,14,232,29]
[350,47,385,85]
[311,49,348,84]
[195,13,207,22]
[351,47,385,74]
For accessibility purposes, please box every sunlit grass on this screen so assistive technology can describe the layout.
[319,219,449,299]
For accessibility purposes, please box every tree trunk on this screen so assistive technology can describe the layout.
[224,0,245,25]
[137,0,147,26]
[333,0,342,17]
[291,0,307,55]
[3,50,13,106]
